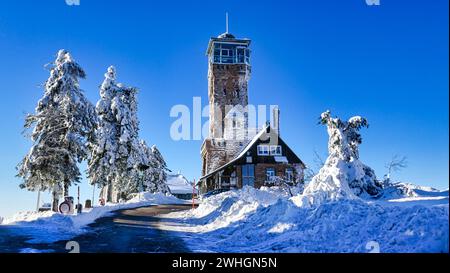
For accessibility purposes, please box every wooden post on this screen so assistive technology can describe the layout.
[36,189,41,212]
[192,179,196,209]
[92,184,95,206]
[77,186,80,212]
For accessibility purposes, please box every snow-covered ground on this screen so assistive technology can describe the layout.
[0,192,186,244]
[1,183,447,253]
[159,184,448,253]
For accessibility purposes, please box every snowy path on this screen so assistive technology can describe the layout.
[0,204,194,253]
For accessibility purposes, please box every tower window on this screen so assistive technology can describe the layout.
[211,42,250,64]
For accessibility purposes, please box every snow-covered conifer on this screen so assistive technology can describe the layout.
[17,49,96,211]
[140,142,170,194]
[299,111,382,206]
[87,66,120,201]
[110,81,146,201]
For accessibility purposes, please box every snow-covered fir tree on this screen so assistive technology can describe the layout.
[17,49,96,211]
[87,66,120,202]
[299,110,382,206]
[140,141,170,194]
[88,67,170,202]
[109,78,146,201]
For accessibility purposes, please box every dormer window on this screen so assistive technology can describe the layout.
[257,145,282,156]
[270,145,282,156]
[257,145,270,156]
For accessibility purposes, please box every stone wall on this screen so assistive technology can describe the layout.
[208,63,250,139]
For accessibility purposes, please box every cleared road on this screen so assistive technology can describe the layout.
[0,204,194,253]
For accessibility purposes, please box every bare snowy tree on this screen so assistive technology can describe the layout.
[313,149,325,169]
[383,155,408,186]
[304,149,326,182]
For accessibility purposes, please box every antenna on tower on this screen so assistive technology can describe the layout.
[225,12,229,33]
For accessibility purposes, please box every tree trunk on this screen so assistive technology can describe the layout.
[63,179,69,197]
[52,190,59,212]
[106,182,113,203]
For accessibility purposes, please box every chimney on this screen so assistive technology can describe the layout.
[271,106,280,136]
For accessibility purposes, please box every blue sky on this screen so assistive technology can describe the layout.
[0,0,448,217]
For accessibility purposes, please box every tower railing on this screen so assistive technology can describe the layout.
[210,55,250,65]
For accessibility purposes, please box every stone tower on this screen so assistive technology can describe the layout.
[201,30,252,176]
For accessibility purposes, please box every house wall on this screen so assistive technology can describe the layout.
[200,161,304,194]
[254,163,292,188]
[236,165,243,188]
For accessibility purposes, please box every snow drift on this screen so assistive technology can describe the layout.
[163,186,448,253]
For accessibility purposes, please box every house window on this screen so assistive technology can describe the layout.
[230,171,237,187]
[257,145,270,156]
[270,145,282,156]
[285,168,294,182]
[242,164,255,187]
[266,168,276,182]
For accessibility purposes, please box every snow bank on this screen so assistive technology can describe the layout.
[379,182,447,199]
[161,186,448,253]
[2,192,185,244]
[165,187,283,233]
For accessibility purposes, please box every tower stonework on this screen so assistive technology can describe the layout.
[201,32,252,176]
[208,64,250,138]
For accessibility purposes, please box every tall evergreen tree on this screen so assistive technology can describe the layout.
[17,49,96,211]
[87,66,120,202]
[88,66,170,202]
[112,82,147,201]
[88,66,145,202]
